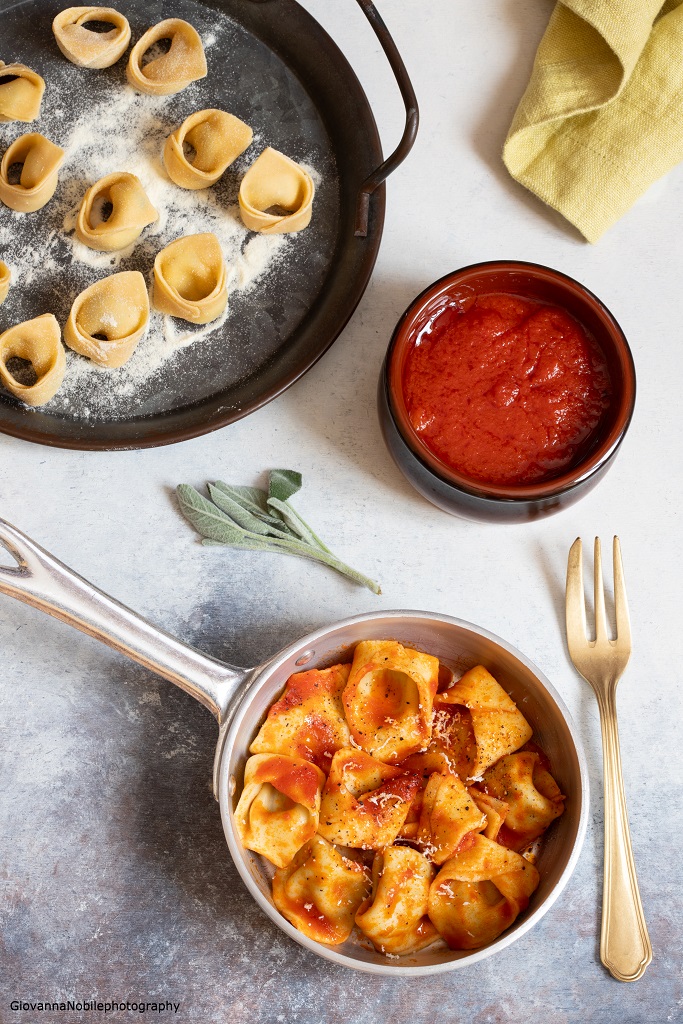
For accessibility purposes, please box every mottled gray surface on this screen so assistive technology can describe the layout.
[1,1,683,1022]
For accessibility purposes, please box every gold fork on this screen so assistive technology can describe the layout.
[566,537,652,981]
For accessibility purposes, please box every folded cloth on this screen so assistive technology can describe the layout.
[503,0,683,242]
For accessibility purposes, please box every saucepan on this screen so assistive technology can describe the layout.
[0,518,588,976]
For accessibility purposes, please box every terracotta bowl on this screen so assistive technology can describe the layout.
[379,261,636,523]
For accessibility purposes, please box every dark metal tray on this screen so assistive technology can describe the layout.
[0,0,417,449]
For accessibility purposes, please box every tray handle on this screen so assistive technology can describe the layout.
[353,0,419,237]
[247,0,419,237]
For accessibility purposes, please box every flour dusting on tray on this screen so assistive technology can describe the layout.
[0,28,330,419]
[0,0,338,424]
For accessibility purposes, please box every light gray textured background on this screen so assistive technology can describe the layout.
[1,1,681,1022]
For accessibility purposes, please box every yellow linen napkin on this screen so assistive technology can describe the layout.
[503,0,683,242]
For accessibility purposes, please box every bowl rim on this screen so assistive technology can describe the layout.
[219,608,590,976]
[385,260,637,502]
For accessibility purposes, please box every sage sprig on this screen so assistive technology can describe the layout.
[176,470,381,594]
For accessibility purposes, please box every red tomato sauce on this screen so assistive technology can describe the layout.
[402,293,612,486]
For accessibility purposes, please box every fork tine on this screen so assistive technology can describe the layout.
[613,535,632,646]
[566,537,587,645]
[594,537,608,640]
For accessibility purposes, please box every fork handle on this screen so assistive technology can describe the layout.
[598,687,653,981]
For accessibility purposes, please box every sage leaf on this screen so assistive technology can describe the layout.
[211,482,284,526]
[269,469,302,503]
[176,472,380,594]
[208,484,276,537]
[267,497,331,553]
[176,485,246,544]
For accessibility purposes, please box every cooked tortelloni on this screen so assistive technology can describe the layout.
[0,134,66,213]
[356,846,438,955]
[238,147,314,234]
[400,700,477,779]
[397,777,425,841]
[234,753,325,869]
[52,7,131,69]
[64,271,150,368]
[0,313,65,406]
[428,834,540,950]
[467,786,509,843]
[153,233,227,325]
[0,62,45,122]
[417,771,488,865]
[127,19,207,96]
[76,172,158,251]
[343,639,440,763]
[440,665,533,779]
[0,261,10,305]
[249,663,351,773]
[477,750,565,851]
[318,748,420,849]
[272,835,370,945]
[163,108,253,190]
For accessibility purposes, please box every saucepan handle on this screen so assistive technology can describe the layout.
[0,517,248,724]
[352,0,419,237]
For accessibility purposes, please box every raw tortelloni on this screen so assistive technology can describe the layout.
[76,172,158,251]
[0,261,10,305]
[153,233,227,324]
[127,19,207,96]
[272,835,370,945]
[64,271,150,368]
[163,108,253,190]
[416,771,488,865]
[239,147,314,234]
[428,834,540,950]
[356,846,438,955]
[234,753,326,869]
[0,134,65,213]
[401,699,477,779]
[0,313,65,406]
[0,62,45,122]
[52,6,131,69]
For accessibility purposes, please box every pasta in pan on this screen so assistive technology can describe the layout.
[53,7,131,69]
[234,753,325,869]
[439,665,533,779]
[355,846,438,955]
[0,62,45,123]
[249,663,351,773]
[272,835,370,945]
[235,639,565,957]
[0,134,66,213]
[428,835,540,949]
[476,750,565,851]
[416,771,487,865]
[317,748,420,849]
[343,639,439,763]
